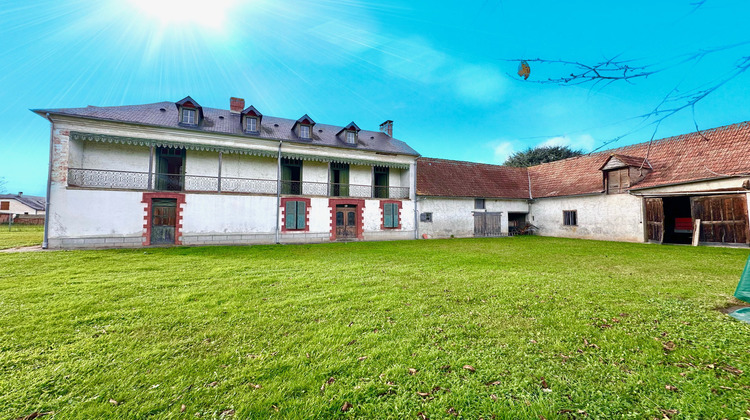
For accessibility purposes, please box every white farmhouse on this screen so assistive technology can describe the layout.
[33,97,750,249]
[33,97,419,248]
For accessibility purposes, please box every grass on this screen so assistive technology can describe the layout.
[0,224,43,250]
[1,237,749,419]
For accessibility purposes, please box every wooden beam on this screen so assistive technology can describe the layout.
[692,219,701,246]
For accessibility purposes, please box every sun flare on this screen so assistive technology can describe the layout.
[129,0,236,29]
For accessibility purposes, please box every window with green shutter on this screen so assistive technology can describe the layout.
[285,200,306,230]
[383,203,399,228]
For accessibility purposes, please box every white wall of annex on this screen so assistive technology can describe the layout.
[417,197,529,238]
[529,194,644,242]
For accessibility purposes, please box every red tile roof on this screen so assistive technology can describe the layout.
[416,158,530,199]
[419,121,750,199]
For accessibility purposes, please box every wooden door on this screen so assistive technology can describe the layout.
[335,206,357,239]
[151,199,177,245]
[691,194,749,244]
[645,198,664,243]
[474,212,503,237]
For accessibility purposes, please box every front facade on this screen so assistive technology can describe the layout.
[35,98,750,249]
[34,97,418,249]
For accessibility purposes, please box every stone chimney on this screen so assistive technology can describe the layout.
[379,120,393,137]
[230,97,245,114]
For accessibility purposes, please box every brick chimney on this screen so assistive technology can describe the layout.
[230,97,245,114]
[18,192,23,196]
[379,120,393,137]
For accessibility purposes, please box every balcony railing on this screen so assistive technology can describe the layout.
[68,168,410,199]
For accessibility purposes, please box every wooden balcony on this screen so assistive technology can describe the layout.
[67,168,410,199]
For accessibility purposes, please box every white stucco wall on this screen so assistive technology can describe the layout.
[47,186,145,240]
[181,194,277,234]
[417,197,530,238]
[222,154,277,179]
[529,193,644,242]
[80,141,150,172]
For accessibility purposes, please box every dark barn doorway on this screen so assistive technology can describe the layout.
[662,196,693,244]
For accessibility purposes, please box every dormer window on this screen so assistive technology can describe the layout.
[182,108,196,125]
[300,124,311,139]
[599,154,651,194]
[337,121,361,146]
[293,114,316,140]
[241,105,262,135]
[175,96,203,127]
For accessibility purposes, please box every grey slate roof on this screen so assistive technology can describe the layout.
[0,194,46,210]
[32,101,420,156]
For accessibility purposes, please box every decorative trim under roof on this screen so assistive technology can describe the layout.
[71,132,277,158]
[70,132,410,168]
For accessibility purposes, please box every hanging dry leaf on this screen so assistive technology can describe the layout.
[180,404,186,413]
[327,377,336,384]
[108,399,119,406]
[416,391,431,397]
[248,383,261,389]
[463,365,476,372]
[341,402,352,412]
[408,368,417,375]
[417,412,429,420]
[346,340,357,346]
[486,380,501,386]
[540,377,549,389]
[220,409,234,417]
[665,384,678,392]
[662,341,676,352]
[490,394,498,401]
[358,356,368,361]
[207,381,218,388]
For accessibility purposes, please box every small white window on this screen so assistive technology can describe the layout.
[247,117,257,132]
[346,131,356,144]
[300,125,310,139]
[182,108,196,125]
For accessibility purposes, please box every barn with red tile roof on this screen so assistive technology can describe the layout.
[416,121,750,245]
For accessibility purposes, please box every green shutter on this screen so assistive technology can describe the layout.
[340,166,349,197]
[286,201,297,229]
[297,201,306,229]
[384,203,393,228]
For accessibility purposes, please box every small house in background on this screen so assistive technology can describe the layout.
[0,193,46,224]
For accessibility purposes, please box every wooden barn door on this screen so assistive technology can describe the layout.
[645,198,664,243]
[474,212,503,237]
[691,195,749,244]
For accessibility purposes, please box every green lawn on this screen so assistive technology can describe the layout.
[1,238,749,419]
[0,224,43,250]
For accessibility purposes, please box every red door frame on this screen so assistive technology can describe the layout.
[142,192,185,246]
[328,198,365,240]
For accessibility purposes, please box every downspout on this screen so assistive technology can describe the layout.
[275,141,282,244]
[413,162,419,240]
[42,113,53,249]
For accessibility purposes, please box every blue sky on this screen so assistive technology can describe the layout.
[2,0,749,196]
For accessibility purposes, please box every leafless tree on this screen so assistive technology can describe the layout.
[507,1,750,159]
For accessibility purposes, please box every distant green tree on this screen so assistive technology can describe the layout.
[503,146,583,167]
